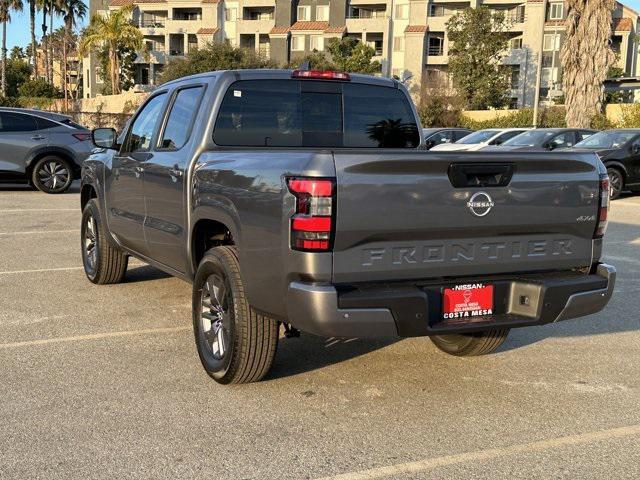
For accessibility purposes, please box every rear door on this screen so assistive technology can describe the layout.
[0,112,47,178]
[332,88,599,284]
[144,84,205,271]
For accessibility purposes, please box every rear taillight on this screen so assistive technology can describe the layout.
[287,177,335,251]
[72,132,91,141]
[594,174,609,238]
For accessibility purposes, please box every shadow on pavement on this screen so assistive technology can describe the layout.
[268,335,399,380]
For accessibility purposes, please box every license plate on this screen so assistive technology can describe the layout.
[442,283,494,320]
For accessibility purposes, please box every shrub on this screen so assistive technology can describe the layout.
[459,107,568,129]
[17,79,61,99]
[616,104,640,128]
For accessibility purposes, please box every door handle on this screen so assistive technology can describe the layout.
[31,135,46,141]
[134,166,144,178]
[169,165,183,181]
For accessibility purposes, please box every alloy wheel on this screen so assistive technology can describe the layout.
[38,160,69,191]
[201,274,232,360]
[83,214,98,272]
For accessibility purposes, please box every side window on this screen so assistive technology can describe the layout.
[35,117,62,130]
[160,86,204,150]
[493,130,522,145]
[0,112,39,132]
[578,130,594,141]
[454,130,471,141]
[427,131,451,147]
[343,84,420,148]
[548,132,572,149]
[122,93,167,153]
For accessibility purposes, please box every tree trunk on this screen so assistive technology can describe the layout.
[30,1,37,78]
[1,21,6,98]
[63,28,68,111]
[43,9,50,83]
[562,0,616,128]
[110,47,120,94]
[48,0,53,84]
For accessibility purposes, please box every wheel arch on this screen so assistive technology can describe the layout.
[604,161,627,178]
[26,147,79,178]
[191,218,238,274]
[81,184,98,211]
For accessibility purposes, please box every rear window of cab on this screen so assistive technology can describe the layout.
[212,79,420,148]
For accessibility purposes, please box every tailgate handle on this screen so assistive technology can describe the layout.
[448,163,514,188]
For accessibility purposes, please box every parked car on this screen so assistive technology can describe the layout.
[481,128,596,152]
[571,129,640,199]
[81,69,615,384]
[0,108,92,193]
[430,128,530,151]
[422,128,473,149]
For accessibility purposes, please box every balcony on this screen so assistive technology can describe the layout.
[345,14,390,33]
[134,49,167,64]
[237,18,276,34]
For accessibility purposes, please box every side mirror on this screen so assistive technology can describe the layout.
[92,128,119,150]
[425,140,435,148]
[632,144,640,154]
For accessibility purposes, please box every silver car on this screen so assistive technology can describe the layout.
[0,107,93,193]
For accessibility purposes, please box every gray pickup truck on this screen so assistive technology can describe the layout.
[81,69,616,384]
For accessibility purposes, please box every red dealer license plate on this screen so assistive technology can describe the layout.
[442,283,494,320]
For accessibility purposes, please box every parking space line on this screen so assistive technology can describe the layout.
[0,266,85,275]
[0,208,77,212]
[317,424,640,480]
[0,326,191,350]
[0,229,77,236]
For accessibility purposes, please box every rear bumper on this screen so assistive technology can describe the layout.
[286,264,616,338]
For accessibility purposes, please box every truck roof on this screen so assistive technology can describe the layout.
[160,69,400,89]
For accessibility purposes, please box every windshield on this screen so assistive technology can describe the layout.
[574,130,638,149]
[503,130,555,146]
[456,129,498,144]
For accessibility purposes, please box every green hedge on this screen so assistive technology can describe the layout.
[459,107,615,130]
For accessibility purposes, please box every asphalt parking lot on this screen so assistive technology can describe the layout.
[1,182,639,479]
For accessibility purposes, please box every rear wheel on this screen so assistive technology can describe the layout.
[193,246,279,384]
[81,199,128,284]
[31,156,74,194]
[607,167,624,200]
[430,329,510,356]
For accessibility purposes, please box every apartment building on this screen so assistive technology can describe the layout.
[35,48,82,97]
[84,0,640,106]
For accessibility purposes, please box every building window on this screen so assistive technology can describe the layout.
[394,4,408,19]
[428,35,444,56]
[429,4,445,17]
[549,2,563,20]
[291,35,305,51]
[541,67,560,87]
[297,5,310,21]
[393,36,404,52]
[543,33,560,51]
[510,37,523,50]
[310,35,324,51]
[225,8,237,21]
[316,5,329,21]
[510,65,520,89]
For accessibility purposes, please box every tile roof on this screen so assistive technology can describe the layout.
[269,26,290,34]
[325,25,346,33]
[109,0,165,5]
[290,21,330,31]
[197,27,219,34]
[613,17,633,31]
[404,25,428,33]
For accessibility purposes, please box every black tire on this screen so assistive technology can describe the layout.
[31,156,74,194]
[607,167,624,200]
[193,246,279,384]
[81,198,128,284]
[430,329,510,356]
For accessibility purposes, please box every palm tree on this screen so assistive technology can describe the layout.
[80,5,143,94]
[561,0,616,127]
[59,0,85,106]
[0,0,23,97]
[27,0,38,76]
[37,0,49,82]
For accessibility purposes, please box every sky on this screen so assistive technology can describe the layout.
[5,0,640,50]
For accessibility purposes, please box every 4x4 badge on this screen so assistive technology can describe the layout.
[467,192,495,217]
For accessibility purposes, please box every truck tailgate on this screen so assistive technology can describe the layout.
[332,151,600,284]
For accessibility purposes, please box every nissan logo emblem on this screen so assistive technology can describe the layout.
[467,192,495,217]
